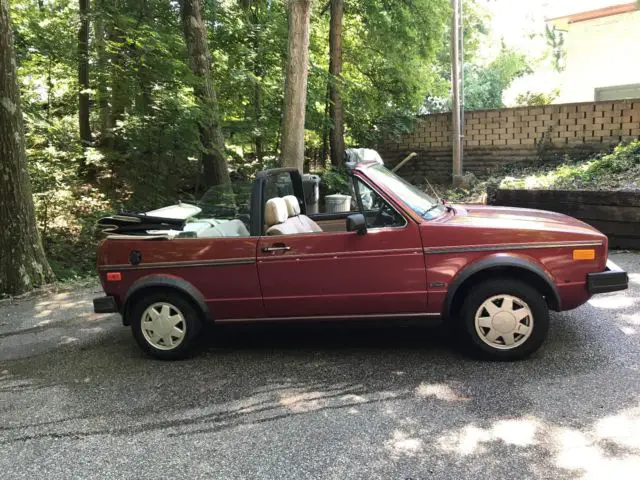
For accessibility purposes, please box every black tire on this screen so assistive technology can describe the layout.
[457,278,549,360]
[130,291,203,360]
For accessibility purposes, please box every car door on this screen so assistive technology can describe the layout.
[256,174,428,318]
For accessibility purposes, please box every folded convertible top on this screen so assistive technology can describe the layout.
[97,212,186,235]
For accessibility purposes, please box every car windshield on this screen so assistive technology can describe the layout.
[364,164,445,219]
[197,182,253,219]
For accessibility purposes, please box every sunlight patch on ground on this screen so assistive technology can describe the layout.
[78,327,105,335]
[616,312,639,335]
[553,423,640,480]
[434,404,640,479]
[35,295,90,313]
[279,391,325,412]
[621,313,640,326]
[415,382,471,402]
[278,386,382,413]
[588,295,636,309]
[438,417,540,456]
[341,394,367,404]
[628,273,640,286]
[595,406,640,450]
[620,326,637,335]
[385,430,424,458]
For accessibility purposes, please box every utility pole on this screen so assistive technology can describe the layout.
[451,0,463,186]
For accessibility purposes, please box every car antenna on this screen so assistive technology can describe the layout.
[423,176,445,205]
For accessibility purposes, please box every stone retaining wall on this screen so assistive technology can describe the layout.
[491,189,640,249]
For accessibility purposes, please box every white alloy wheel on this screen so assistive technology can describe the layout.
[474,294,534,350]
[141,302,187,350]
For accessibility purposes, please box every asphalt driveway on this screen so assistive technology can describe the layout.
[0,252,639,479]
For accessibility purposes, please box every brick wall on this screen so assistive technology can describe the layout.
[378,99,640,184]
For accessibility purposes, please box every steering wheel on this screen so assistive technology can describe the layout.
[372,203,395,227]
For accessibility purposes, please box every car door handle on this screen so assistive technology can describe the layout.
[262,245,291,253]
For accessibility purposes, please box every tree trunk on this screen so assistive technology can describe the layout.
[180,0,231,187]
[0,1,55,295]
[241,0,265,164]
[320,82,329,166]
[254,81,264,163]
[78,0,92,148]
[252,14,264,164]
[94,6,110,142]
[329,0,345,167]
[106,1,129,150]
[135,0,152,116]
[280,0,311,172]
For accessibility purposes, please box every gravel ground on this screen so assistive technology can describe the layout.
[0,252,638,480]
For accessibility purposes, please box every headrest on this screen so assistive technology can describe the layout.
[283,195,301,217]
[264,198,288,227]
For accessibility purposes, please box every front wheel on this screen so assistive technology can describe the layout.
[458,279,549,360]
[130,292,203,360]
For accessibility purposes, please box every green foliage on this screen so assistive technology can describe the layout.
[441,141,640,203]
[544,25,565,72]
[432,0,490,75]
[500,141,640,191]
[6,0,469,277]
[207,0,288,156]
[464,46,531,110]
[515,89,560,106]
[23,113,111,279]
[336,0,450,144]
[321,168,351,195]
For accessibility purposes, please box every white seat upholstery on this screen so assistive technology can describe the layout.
[283,195,302,217]
[180,218,250,238]
[181,220,224,238]
[283,195,322,233]
[265,197,299,236]
[216,219,250,237]
[265,197,288,226]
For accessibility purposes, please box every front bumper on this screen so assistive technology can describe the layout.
[587,260,629,294]
[93,296,119,314]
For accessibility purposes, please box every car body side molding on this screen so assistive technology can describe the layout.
[443,255,562,317]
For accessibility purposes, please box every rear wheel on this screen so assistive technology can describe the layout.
[130,292,202,360]
[458,278,549,360]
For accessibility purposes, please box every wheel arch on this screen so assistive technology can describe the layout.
[122,275,210,326]
[443,255,561,319]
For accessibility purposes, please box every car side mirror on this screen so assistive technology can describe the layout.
[346,213,367,235]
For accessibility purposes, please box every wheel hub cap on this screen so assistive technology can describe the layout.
[141,302,187,351]
[492,311,517,333]
[474,294,534,350]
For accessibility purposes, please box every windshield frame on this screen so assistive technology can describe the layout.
[357,164,446,221]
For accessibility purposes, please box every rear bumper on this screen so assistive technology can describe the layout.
[93,296,119,314]
[587,260,629,294]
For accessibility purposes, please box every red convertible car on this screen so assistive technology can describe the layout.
[94,160,628,360]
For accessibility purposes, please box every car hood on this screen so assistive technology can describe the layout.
[445,204,601,236]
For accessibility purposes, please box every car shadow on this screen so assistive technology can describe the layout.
[205,319,452,352]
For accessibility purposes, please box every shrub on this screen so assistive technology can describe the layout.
[321,168,351,195]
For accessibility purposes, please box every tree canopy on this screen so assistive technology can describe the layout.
[4,0,513,285]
